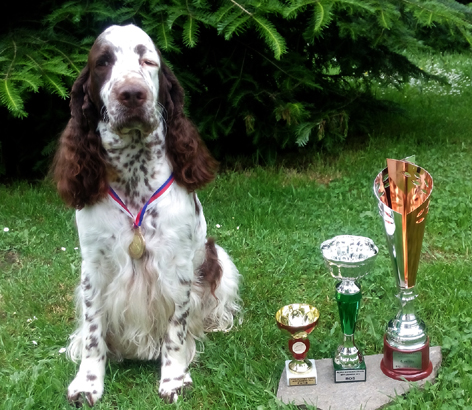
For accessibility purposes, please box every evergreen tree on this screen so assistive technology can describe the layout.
[1,0,472,175]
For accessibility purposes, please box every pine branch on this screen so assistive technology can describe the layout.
[217,8,244,34]
[224,14,251,40]
[0,39,27,117]
[168,9,188,28]
[0,79,27,118]
[304,0,334,41]
[251,15,287,59]
[285,0,326,19]
[295,121,319,146]
[214,2,238,24]
[336,0,376,14]
[183,16,200,47]
[402,0,472,27]
[25,54,68,98]
[53,48,81,74]
[153,14,178,51]
[222,1,286,59]
[12,71,42,93]
[229,0,253,17]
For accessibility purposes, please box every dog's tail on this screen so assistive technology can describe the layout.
[199,239,241,332]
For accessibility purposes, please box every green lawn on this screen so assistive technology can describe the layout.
[1,53,471,409]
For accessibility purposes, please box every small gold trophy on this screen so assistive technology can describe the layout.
[276,304,320,386]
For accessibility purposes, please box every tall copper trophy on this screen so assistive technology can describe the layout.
[373,158,433,381]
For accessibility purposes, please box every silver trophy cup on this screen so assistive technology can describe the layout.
[374,158,433,381]
[321,235,378,383]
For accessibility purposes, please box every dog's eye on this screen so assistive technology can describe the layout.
[96,57,110,67]
[142,60,158,67]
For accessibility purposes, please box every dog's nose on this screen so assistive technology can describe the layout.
[118,84,148,108]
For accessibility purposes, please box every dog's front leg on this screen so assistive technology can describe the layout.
[68,269,107,407]
[158,280,194,403]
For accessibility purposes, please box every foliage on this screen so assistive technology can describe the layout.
[1,0,472,176]
[0,30,84,118]
[1,67,472,407]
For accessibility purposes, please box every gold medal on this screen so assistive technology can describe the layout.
[109,175,174,260]
[129,227,146,259]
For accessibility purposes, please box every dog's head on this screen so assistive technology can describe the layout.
[53,25,217,209]
[87,25,161,136]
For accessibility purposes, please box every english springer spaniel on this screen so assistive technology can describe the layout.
[53,24,240,406]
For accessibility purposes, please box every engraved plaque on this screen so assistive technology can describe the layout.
[392,351,422,370]
[289,377,316,386]
[335,369,366,383]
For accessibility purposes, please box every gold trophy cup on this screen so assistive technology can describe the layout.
[276,304,320,386]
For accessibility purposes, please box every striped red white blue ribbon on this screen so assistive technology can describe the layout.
[108,173,175,228]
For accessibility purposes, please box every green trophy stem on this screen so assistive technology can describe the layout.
[334,280,364,369]
[335,280,362,336]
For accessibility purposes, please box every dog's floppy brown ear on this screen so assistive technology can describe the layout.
[52,66,108,209]
[160,62,218,192]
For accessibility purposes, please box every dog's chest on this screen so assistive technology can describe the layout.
[78,177,201,271]
[100,125,171,212]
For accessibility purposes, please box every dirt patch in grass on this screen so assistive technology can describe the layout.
[0,250,21,271]
[422,246,459,263]
[281,168,343,186]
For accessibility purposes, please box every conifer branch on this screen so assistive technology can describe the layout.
[229,0,253,17]
[5,39,17,79]
[0,40,27,117]
[1,0,471,162]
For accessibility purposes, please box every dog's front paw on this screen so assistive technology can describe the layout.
[67,372,104,407]
[158,372,193,403]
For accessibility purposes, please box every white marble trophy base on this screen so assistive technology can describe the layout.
[285,359,317,386]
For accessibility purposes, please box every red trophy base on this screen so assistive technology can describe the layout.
[380,335,433,381]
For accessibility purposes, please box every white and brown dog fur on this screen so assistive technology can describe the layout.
[53,24,240,406]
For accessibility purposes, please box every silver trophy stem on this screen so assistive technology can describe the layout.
[334,334,362,368]
[385,287,427,350]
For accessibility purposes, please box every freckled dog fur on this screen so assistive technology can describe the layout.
[53,24,240,406]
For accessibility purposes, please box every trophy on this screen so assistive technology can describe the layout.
[320,235,378,383]
[374,158,433,381]
[275,303,320,386]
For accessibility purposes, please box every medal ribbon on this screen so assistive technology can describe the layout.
[108,173,175,228]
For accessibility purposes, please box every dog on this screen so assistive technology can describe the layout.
[52,24,240,406]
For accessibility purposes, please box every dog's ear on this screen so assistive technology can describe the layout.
[159,62,218,192]
[52,66,108,209]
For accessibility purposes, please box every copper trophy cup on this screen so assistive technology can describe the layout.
[374,157,433,381]
[276,304,320,386]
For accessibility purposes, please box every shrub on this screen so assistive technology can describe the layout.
[1,0,472,176]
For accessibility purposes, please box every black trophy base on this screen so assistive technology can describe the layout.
[333,360,366,383]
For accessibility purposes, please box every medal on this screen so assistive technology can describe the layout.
[108,174,175,260]
[129,227,146,259]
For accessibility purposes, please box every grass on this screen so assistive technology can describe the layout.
[1,53,472,409]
